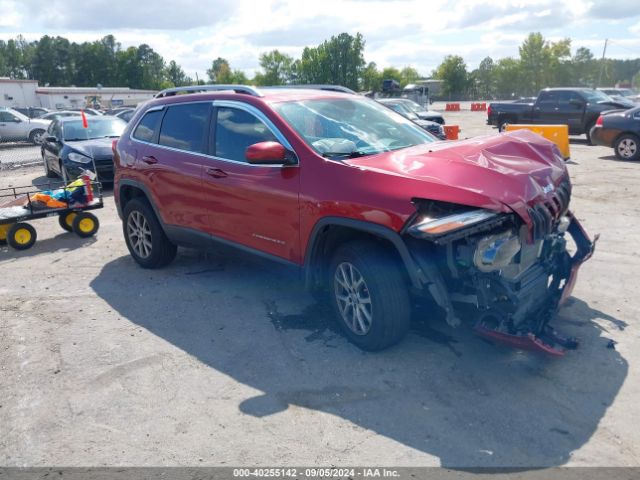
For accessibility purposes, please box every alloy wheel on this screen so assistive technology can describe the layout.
[618,138,637,159]
[127,211,152,258]
[334,262,373,335]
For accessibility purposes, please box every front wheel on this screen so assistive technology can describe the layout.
[29,129,45,145]
[329,241,411,351]
[123,198,177,269]
[72,212,99,237]
[7,223,37,250]
[614,134,639,161]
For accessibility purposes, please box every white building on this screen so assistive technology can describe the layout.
[36,86,156,109]
[0,78,39,108]
[0,78,156,109]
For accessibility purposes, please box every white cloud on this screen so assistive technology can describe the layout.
[0,0,639,78]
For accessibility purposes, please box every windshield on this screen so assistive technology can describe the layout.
[9,109,30,121]
[63,118,126,141]
[583,90,615,103]
[399,100,427,114]
[273,97,435,158]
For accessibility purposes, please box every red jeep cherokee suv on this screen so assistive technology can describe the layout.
[113,85,595,354]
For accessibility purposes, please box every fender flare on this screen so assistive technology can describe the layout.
[303,216,426,290]
[116,179,163,222]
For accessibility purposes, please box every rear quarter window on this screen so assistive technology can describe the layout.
[132,109,163,143]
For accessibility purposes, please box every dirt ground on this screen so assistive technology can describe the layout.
[1,104,639,468]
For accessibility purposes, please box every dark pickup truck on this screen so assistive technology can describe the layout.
[488,88,631,143]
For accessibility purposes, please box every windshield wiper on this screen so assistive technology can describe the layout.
[322,150,371,159]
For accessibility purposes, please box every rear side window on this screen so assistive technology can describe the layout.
[159,103,211,153]
[133,110,163,143]
[537,91,559,104]
[215,107,277,162]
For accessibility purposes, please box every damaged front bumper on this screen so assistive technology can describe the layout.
[474,212,596,356]
[408,211,596,356]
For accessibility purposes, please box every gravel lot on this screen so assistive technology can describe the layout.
[1,105,639,468]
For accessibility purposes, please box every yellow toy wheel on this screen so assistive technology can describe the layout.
[0,223,10,245]
[59,212,77,232]
[7,223,37,250]
[72,212,99,238]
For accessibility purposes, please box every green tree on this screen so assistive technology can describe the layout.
[166,60,188,86]
[254,50,294,85]
[399,66,420,88]
[297,32,365,90]
[361,61,381,91]
[380,66,402,86]
[572,47,596,86]
[207,57,232,83]
[493,57,522,98]
[474,56,495,99]
[434,55,469,98]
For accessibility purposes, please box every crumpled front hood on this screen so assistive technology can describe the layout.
[346,129,568,216]
[67,137,114,159]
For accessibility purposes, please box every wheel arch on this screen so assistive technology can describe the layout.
[117,179,160,221]
[303,217,425,292]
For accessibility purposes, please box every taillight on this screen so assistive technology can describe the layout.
[595,115,603,126]
[487,105,492,117]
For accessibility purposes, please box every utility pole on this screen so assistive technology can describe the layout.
[596,39,608,88]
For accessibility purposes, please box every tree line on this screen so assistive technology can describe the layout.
[1,32,638,99]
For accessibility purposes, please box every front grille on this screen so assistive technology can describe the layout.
[528,180,571,240]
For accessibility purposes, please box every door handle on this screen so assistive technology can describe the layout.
[206,167,228,178]
[141,155,158,165]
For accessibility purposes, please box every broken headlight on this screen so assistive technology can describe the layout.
[473,230,521,272]
[408,209,499,238]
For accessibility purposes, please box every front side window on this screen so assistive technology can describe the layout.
[159,103,211,153]
[273,97,435,158]
[0,111,19,122]
[133,109,163,143]
[215,107,277,162]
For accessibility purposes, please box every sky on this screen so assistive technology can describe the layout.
[1,0,639,79]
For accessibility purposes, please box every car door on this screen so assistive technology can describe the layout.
[42,121,63,175]
[0,111,24,141]
[553,91,585,133]
[133,102,212,233]
[532,91,561,124]
[203,101,301,263]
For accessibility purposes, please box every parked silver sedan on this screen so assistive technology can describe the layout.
[0,107,51,144]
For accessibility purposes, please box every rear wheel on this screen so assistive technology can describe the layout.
[585,121,596,145]
[123,198,177,269]
[498,119,510,132]
[614,134,639,161]
[72,212,99,237]
[59,212,76,232]
[329,241,411,351]
[7,223,37,250]
[0,223,9,245]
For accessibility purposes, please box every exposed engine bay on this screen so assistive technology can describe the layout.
[404,181,597,356]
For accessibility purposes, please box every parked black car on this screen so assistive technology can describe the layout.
[378,98,445,124]
[377,100,446,139]
[41,116,126,182]
[590,106,640,161]
[487,88,632,143]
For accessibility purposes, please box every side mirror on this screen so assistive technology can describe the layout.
[246,141,295,165]
[45,135,57,143]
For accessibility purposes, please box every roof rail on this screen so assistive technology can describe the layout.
[154,85,263,98]
[265,84,356,94]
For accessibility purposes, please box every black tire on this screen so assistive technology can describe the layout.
[72,212,99,237]
[329,240,411,351]
[585,121,596,145]
[59,212,76,232]
[614,133,640,161]
[43,154,56,178]
[29,129,45,145]
[123,198,177,269]
[7,223,37,250]
[497,119,510,132]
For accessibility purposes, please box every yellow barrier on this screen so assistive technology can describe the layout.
[504,124,570,160]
